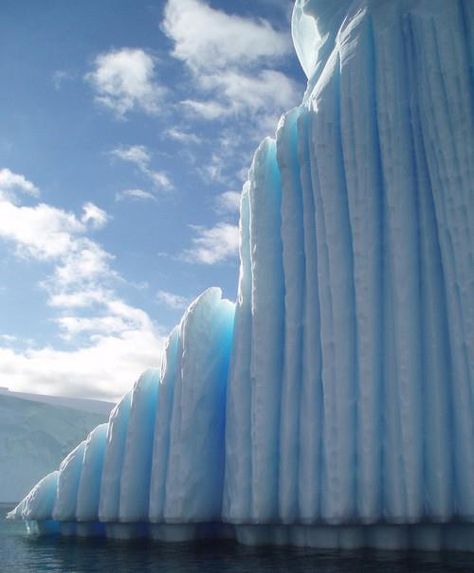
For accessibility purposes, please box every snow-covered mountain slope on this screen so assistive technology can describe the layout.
[0,388,113,417]
[0,393,109,502]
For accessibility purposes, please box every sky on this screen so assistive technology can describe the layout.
[0,0,306,402]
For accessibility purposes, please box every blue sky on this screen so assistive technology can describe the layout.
[0,0,305,401]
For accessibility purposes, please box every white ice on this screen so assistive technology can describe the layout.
[8,0,474,552]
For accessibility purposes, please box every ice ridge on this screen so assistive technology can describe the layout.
[7,0,474,552]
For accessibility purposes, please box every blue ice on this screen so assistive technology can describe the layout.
[8,0,474,552]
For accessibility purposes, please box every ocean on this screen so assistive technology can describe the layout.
[1,505,472,572]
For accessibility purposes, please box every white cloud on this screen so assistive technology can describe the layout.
[0,170,164,400]
[156,289,189,310]
[181,69,299,124]
[81,202,109,229]
[163,0,299,127]
[0,196,117,311]
[148,171,172,190]
[0,334,18,344]
[52,240,115,287]
[48,289,109,309]
[0,198,112,286]
[0,200,85,260]
[216,191,241,214]
[166,128,202,145]
[181,99,229,120]
[55,298,153,341]
[56,316,131,339]
[183,222,239,264]
[85,48,165,117]
[111,144,173,192]
[162,0,291,71]
[115,188,157,202]
[111,144,151,170]
[0,328,163,401]
[0,168,39,201]
[203,69,299,114]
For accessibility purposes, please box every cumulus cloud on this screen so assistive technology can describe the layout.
[48,289,109,309]
[162,0,291,71]
[0,189,113,289]
[200,69,299,115]
[0,201,85,260]
[111,144,173,193]
[162,0,299,123]
[160,0,301,196]
[81,202,109,229]
[0,334,18,345]
[85,48,165,117]
[156,289,189,310]
[181,99,229,120]
[165,128,202,145]
[111,144,151,170]
[0,168,39,201]
[183,222,239,264]
[0,170,164,399]
[0,197,111,265]
[52,240,115,287]
[0,328,162,401]
[181,70,299,122]
[55,298,153,340]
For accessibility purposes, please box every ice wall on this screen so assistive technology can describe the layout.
[8,289,234,526]
[224,0,474,527]
[8,471,59,522]
[8,0,474,552]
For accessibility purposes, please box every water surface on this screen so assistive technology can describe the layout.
[1,505,473,572]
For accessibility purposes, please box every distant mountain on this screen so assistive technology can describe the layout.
[0,392,113,503]
[0,388,113,416]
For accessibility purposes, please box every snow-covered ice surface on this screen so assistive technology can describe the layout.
[8,0,474,552]
[0,393,109,503]
[0,388,113,416]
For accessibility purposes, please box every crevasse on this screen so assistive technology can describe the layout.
[8,0,474,552]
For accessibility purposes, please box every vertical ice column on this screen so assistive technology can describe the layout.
[223,185,253,522]
[7,471,59,521]
[249,138,285,522]
[297,108,323,522]
[98,391,132,522]
[119,369,160,522]
[164,289,234,522]
[277,109,305,523]
[149,328,180,522]
[400,2,455,522]
[308,52,357,522]
[338,6,383,522]
[372,1,424,522]
[76,424,108,522]
[408,0,474,518]
[53,441,87,521]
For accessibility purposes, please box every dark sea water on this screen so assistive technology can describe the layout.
[1,505,473,573]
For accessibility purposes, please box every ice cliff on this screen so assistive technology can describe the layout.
[0,392,110,503]
[8,0,474,552]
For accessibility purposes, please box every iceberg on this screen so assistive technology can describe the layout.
[8,0,474,552]
[0,391,111,504]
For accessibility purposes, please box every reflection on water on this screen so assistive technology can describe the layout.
[1,505,473,573]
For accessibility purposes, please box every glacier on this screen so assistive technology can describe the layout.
[7,0,474,552]
[0,391,111,503]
